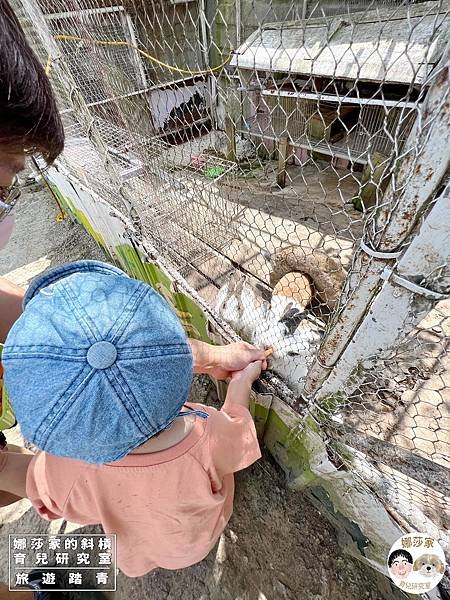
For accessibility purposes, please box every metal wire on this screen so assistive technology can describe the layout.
[13,0,450,556]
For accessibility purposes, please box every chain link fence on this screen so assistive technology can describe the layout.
[13,0,449,582]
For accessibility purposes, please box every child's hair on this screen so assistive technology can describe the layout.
[388,549,413,567]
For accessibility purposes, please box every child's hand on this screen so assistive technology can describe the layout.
[230,360,263,385]
[225,360,264,409]
[207,341,267,380]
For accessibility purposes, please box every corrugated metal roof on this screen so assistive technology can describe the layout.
[231,1,450,84]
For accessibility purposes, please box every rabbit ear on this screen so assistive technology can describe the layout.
[215,283,229,313]
[227,273,238,295]
[224,270,245,297]
[279,306,306,335]
[234,275,245,298]
[255,282,273,303]
[279,301,294,320]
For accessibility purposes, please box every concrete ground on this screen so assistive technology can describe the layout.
[0,181,392,599]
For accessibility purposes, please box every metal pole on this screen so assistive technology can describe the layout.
[301,0,308,20]
[123,13,148,91]
[199,0,210,70]
[236,0,241,46]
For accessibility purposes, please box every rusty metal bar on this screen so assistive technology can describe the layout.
[316,186,449,398]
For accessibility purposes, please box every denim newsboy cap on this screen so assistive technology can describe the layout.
[3,260,193,463]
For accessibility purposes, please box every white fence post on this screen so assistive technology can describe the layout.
[304,48,450,396]
[316,187,449,398]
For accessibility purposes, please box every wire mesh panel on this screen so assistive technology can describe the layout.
[322,297,450,532]
[249,93,416,163]
[14,0,450,573]
[47,7,144,103]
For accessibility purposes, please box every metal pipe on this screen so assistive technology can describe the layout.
[261,88,421,109]
[301,0,308,20]
[45,6,125,20]
[236,0,241,46]
[199,0,210,70]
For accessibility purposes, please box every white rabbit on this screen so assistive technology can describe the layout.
[215,272,322,394]
[216,248,346,394]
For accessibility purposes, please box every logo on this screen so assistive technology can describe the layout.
[387,533,446,594]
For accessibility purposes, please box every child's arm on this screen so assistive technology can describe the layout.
[208,361,263,476]
[224,360,263,409]
[0,276,24,343]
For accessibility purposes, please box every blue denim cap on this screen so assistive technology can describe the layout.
[3,261,193,463]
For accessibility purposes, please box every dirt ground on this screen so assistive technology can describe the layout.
[0,181,393,599]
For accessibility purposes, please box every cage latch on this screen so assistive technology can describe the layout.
[360,240,403,260]
[380,267,448,301]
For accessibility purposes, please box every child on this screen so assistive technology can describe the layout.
[1,261,262,578]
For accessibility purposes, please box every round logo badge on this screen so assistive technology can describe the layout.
[387,533,446,594]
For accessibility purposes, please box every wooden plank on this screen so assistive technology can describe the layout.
[336,427,449,497]
[259,0,450,29]
[277,136,290,188]
[225,115,237,163]
[232,2,450,85]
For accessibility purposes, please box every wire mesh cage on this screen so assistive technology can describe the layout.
[13,0,450,579]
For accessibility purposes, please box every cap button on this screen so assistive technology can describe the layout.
[87,341,117,369]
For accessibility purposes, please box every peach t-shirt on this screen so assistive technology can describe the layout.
[26,401,261,577]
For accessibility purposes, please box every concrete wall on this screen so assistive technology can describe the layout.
[208,0,298,65]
